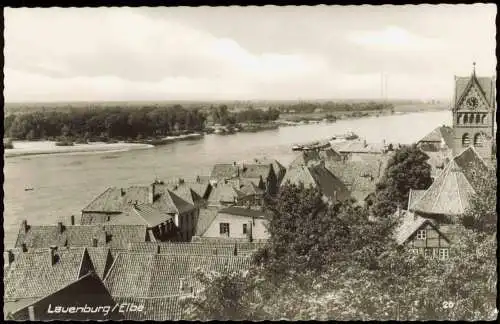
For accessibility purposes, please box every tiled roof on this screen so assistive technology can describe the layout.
[319,148,343,161]
[455,75,495,107]
[155,181,206,206]
[210,164,239,181]
[194,208,219,236]
[240,164,272,180]
[113,296,186,320]
[127,242,236,256]
[407,189,426,210]
[4,247,90,301]
[83,186,149,213]
[418,126,454,149]
[191,236,268,244]
[85,247,114,279]
[393,212,432,245]
[219,206,267,219]
[104,253,252,297]
[289,151,321,169]
[325,158,385,202]
[132,204,173,227]
[15,223,148,250]
[410,147,488,216]
[238,180,264,196]
[284,163,351,202]
[207,182,246,205]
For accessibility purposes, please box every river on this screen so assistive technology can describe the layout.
[3,110,451,248]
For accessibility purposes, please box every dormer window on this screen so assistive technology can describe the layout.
[416,229,426,240]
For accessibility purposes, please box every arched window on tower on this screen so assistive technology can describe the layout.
[475,114,481,124]
[482,114,486,124]
[473,133,484,147]
[462,133,470,147]
[456,114,461,124]
[463,114,469,124]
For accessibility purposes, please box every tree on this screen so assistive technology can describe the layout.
[371,145,433,218]
[460,166,497,234]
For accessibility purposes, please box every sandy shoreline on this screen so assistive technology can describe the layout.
[4,141,154,158]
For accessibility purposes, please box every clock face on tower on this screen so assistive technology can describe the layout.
[466,97,479,110]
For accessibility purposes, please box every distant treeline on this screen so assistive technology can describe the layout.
[4,105,207,141]
[274,101,394,114]
[210,105,280,126]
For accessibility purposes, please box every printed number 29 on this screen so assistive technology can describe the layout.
[443,301,455,309]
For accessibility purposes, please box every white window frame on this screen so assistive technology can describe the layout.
[416,229,426,240]
[409,248,419,255]
[439,248,449,260]
[424,248,433,258]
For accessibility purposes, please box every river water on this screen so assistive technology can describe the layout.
[3,110,451,248]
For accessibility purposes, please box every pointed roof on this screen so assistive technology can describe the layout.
[393,212,450,245]
[409,147,488,216]
[454,71,495,108]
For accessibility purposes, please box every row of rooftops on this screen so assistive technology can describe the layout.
[4,241,264,319]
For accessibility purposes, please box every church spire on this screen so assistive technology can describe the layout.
[472,62,476,77]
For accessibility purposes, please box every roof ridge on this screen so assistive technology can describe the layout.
[82,187,115,212]
[453,171,465,213]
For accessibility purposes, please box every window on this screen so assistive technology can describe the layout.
[416,229,426,240]
[439,248,449,260]
[482,114,486,124]
[424,248,433,258]
[243,224,248,234]
[462,133,470,147]
[409,248,419,255]
[219,223,230,236]
[463,114,469,124]
[473,133,484,147]
[475,114,481,124]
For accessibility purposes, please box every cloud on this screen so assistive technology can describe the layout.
[347,26,445,52]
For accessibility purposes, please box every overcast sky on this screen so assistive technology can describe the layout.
[4,5,497,102]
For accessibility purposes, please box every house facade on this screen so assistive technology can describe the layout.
[198,206,269,241]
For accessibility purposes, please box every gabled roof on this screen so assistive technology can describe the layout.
[210,164,239,181]
[4,247,93,302]
[418,126,454,149]
[240,164,272,179]
[289,150,321,169]
[103,253,252,297]
[393,212,437,245]
[7,271,117,320]
[238,180,265,196]
[207,182,246,205]
[191,236,269,244]
[82,186,149,213]
[410,147,488,216]
[155,181,207,206]
[325,157,386,202]
[455,74,495,108]
[194,208,219,236]
[283,163,351,202]
[132,204,173,227]
[15,223,148,250]
[218,206,267,219]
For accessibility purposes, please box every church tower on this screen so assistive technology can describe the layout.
[452,63,496,163]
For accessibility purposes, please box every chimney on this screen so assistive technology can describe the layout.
[233,161,236,166]
[21,220,28,233]
[57,222,64,233]
[21,243,28,252]
[92,237,98,247]
[196,175,200,183]
[149,183,155,204]
[248,222,253,243]
[121,188,126,196]
[7,250,15,265]
[49,246,58,265]
[28,306,35,321]
[363,139,367,147]
[70,215,75,225]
